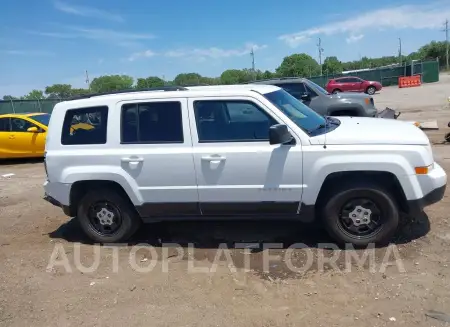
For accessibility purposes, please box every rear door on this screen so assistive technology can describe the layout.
[117,98,199,217]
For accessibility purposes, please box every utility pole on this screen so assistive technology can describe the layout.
[398,38,402,66]
[443,19,449,70]
[85,70,90,90]
[250,47,256,80]
[317,38,324,75]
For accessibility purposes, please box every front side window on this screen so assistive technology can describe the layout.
[61,106,108,145]
[194,100,278,142]
[29,113,50,126]
[305,80,330,95]
[264,89,326,134]
[0,118,11,132]
[10,118,37,132]
[121,101,183,143]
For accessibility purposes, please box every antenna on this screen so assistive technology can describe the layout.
[443,19,449,70]
[317,38,324,75]
[85,70,90,90]
[323,116,327,149]
[250,47,256,80]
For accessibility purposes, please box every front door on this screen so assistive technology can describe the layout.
[188,96,304,216]
[8,117,46,158]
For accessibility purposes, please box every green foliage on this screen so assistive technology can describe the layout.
[1,40,445,100]
[90,75,134,93]
[276,53,321,77]
[322,56,343,74]
[136,76,165,89]
[23,90,45,100]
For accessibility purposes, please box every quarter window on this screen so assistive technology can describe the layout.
[61,106,108,145]
[121,101,183,143]
[0,118,10,131]
[194,100,278,142]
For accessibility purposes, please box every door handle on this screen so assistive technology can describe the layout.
[9,135,15,139]
[121,157,144,163]
[201,155,226,162]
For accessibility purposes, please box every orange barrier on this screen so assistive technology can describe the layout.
[398,75,422,88]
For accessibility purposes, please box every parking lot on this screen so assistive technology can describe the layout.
[1,77,450,327]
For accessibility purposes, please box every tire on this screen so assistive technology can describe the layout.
[332,89,341,94]
[319,182,399,248]
[77,189,141,243]
[366,86,376,95]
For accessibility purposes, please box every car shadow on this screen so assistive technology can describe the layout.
[0,158,43,166]
[48,211,430,250]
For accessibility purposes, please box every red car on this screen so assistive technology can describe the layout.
[326,76,382,95]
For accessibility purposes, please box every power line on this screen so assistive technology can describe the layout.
[443,19,449,70]
[317,38,324,75]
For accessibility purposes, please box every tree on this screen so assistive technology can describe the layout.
[45,84,73,99]
[322,56,343,75]
[276,53,321,77]
[90,75,134,93]
[173,73,203,86]
[418,41,446,66]
[23,90,44,100]
[136,76,165,89]
[3,95,18,100]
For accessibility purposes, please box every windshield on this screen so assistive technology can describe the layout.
[29,113,50,126]
[264,89,326,133]
[305,80,330,95]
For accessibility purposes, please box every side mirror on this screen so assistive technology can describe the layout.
[300,93,310,101]
[27,126,39,133]
[269,124,295,145]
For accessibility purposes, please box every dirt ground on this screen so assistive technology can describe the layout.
[1,77,450,327]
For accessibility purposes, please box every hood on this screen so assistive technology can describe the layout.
[329,92,371,100]
[309,117,429,145]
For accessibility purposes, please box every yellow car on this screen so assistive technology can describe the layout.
[0,113,97,159]
[0,113,51,159]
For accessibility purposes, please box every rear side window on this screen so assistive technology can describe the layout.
[275,83,306,99]
[61,106,108,145]
[121,101,183,143]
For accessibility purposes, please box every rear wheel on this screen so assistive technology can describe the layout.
[366,86,376,95]
[77,189,141,243]
[320,183,399,247]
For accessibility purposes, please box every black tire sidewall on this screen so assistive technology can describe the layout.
[367,86,376,95]
[78,189,141,243]
[321,187,399,247]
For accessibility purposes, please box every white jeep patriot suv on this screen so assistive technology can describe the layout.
[43,85,447,246]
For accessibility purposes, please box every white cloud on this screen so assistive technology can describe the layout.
[0,50,54,56]
[28,26,154,48]
[54,1,124,22]
[346,34,364,44]
[279,2,450,47]
[128,50,156,61]
[165,43,267,59]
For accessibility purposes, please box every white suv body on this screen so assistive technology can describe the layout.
[43,85,447,246]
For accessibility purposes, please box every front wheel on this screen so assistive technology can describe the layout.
[366,86,376,95]
[332,89,341,94]
[320,184,399,247]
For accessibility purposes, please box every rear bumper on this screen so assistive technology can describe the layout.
[406,184,446,216]
[376,107,400,119]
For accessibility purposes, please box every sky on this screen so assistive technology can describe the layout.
[1,0,450,96]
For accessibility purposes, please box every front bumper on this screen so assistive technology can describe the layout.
[376,107,401,119]
[406,184,446,216]
[44,193,73,216]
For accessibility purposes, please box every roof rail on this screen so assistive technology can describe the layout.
[244,76,304,84]
[68,86,188,100]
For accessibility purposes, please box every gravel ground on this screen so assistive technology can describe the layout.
[1,77,450,327]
